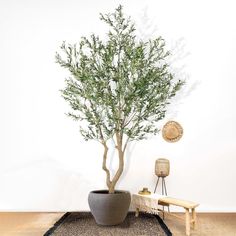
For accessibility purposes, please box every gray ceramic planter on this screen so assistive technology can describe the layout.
[88,190,131,225]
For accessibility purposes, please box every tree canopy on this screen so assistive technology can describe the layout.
[56,5,185,192]
[56,5,184,144]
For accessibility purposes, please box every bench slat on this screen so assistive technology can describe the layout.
[158,197,199,209]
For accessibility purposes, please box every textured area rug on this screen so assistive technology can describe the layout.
[44,212,172,236]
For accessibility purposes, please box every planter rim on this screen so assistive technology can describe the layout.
[90,190,130,194]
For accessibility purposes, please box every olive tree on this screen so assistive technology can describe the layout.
[56,5,185,193]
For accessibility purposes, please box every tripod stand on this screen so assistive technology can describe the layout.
[154,176,168,195]
[154,176,170,217]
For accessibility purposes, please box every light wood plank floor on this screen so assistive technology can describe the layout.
[0,213,64,236]
[164,213,236,236]
[0,212,235,236]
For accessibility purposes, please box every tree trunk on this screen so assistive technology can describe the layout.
[102,142,111,190]
[108,132,124,193]
[101,133,125,194]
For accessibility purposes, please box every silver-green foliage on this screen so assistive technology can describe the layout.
[56,5,185,144]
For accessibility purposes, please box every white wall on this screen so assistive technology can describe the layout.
[0,0,236,212]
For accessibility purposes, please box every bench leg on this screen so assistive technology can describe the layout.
[185,208,190,236]
[191,208,196,229]
[135,208,139,217]
[162,210,165,220]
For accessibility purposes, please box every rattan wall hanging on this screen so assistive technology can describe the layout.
[162,121,183,142]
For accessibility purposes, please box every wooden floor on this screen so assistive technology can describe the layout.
[164,213,236,236]
[0,212,235,236]
[0,213,64,236]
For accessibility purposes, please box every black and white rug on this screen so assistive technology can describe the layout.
[44,212,172,236]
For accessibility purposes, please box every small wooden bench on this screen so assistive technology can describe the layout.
[132,194,199,236]
[158,197,199,236]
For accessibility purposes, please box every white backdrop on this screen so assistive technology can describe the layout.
[0,0,236,212]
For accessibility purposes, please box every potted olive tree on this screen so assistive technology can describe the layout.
[56,5,185,225]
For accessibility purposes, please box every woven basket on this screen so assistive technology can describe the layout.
[155,158,170,177]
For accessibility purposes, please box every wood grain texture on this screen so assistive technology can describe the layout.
[159,197,199,209]
[0,213,64,236]
[164,213,236,236]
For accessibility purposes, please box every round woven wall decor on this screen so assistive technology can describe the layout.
[162,121,183,143]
